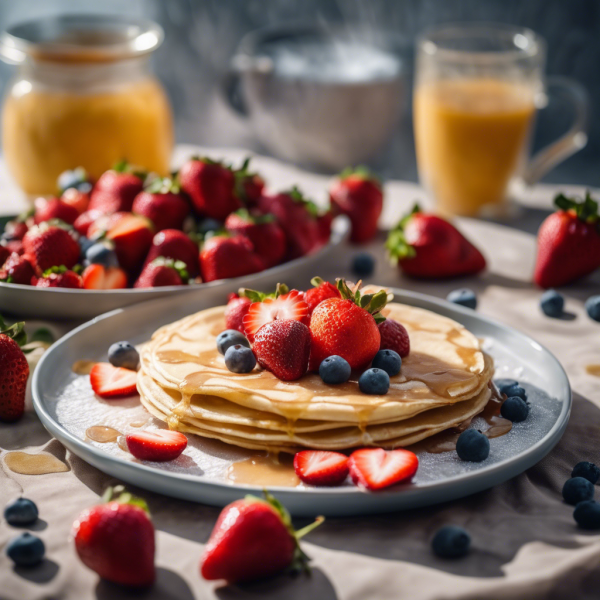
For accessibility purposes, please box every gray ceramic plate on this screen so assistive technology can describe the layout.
[32,288,571,517]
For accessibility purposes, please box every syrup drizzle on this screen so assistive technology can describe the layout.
[4,451,69,475]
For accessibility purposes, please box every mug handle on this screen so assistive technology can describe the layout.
[221,64,248,117]
[522,76,589,185]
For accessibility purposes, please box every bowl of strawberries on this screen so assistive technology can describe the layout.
[0,156,348,320]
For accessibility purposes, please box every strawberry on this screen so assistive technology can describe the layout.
[200,491,323,584]
[0,253,35,285]
[134,257,188,288]
[253,319,311,381]
[22,223,81,273]
[224,293,252,333]
[242,286,308,342]
[199,235,264,283]
[534,193,600,288]
[316,209,333,246]
[106,213,154,272]
[304,277,341,316]
[82,264,128,290]
[309,280,386,371]
[143,229,200,278]
[3,219,29,241]
[234,157,265,206]
[90,363,138,398]
[0,245,10,267]
[293,451,349,486]
[0,320,29,422]
[33,197,79,225]
[35,266,83,288]
[88,163,145,214]
[4,240,24,255]
[225,209,286,268]
[132,177,190,232]
[330,167,383,244]
[61,187,90,215]
[179,157,241,219]
[73,209,105,237]
[126,430,187,462]
[72,486,155,587]
[378,318,410,358]
[348,448,418,491]
[386,204,486,279]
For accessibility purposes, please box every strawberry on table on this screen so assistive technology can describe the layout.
[90,363,138,398]
[225,209,286,268]
[82,264,128,290]
[534,192,600,288]
[200,491,323,584]
[309,279,386,371]
[224,293,252,333]
[329,166,383,244]
[386,204,486,278]
[294,451,349,486]
[179,157,241,220]
[378,318,410,358]
[0,253,35,285]
[22,223,81,273]
[134,257,189,288]
[106,213,154,273]
[143,229,200,278]
[199,234,264,283]
[304,276,341,316]
[33,197,79,225]
[348,448,418,491]
[88,162,146,214]
[0,320,29,422]
[126,430,187,462]
[72,486,155,588]
[132,177,190,232]
[35,266,83,289]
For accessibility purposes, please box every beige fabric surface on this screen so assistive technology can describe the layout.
[1,148,600,599]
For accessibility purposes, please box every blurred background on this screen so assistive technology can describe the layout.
[0,0,597,185]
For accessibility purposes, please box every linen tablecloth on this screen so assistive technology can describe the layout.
[1,147,600,600]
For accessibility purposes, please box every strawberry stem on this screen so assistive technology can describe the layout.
[385,203,421,262]
[101,485,150,515]
[338,165,381,187]
[310,276,325,288]
[335,279,388,323]
[554,191,599,223]
[239,283,289,303]
[295,516,325,540]
[0,320,27,347]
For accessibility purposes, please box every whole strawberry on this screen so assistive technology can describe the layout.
[134,257,189,288]
[61,187,90,215]
[132,177,190,232]
[225,293,252,333]
[33,198,79,225]
[74,209,105,237]
[22,223,80,273]
[309,280,386,371]
[234,157,265,206]
[72,486,155,587]
[3,218,29,241]
[35,266,83,289]
[304,277,341,316]
[330,166,383,244]
[225,209,286,268]
[0,245,9,267]
[199,235,265,282]
[378,318,410,358]
[0,320,29,422]
[179,157,241,219]
[0,253,35,285]
[386,204,486,278]
[88,163,145,214]
[534,193,600,288]
[144,229,200,278]
[200,491,323,584]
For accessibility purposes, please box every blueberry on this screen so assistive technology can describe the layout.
[371,349,401,377]
[502,383,527,401]
[4,498,38,526]
[586,296,600,322]
[78,235,95,254]
[447,288,477,310]
[198,218,223,235]
[540,289,564,318]
[319,355,351,384]
[58,167,89,193]
[358,368,390,395]
[574,500,600,530]
[6,532,45,566]
[572,461,600,484]
[500,396,530,422]
[224,344,256,373]
[351,253,375,277]
[562,477,595,505]
[495,379,519,396]
[456,429,490,462]
[216,330,250,355]
[85,243,118,268]
[108,341,140,370]
[431,525,471,558]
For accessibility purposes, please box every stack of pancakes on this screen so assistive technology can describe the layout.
[137,303,494,453]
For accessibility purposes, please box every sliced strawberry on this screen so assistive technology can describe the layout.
[348,448,418,491]
[106,214,153,272]
[82,264,128,290]
[126,430,187,462]
[243,290,308,342]
[294,451,349,486]
[90,363,138,398]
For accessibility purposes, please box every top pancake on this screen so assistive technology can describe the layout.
[140,302,492,426]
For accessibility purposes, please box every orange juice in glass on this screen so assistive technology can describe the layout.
[414,24,588,217]
[0,15,173,196]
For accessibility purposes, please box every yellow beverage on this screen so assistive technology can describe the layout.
[414,78,536,216]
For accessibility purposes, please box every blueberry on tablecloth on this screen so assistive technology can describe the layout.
[571,461,600,484]
[6,532,45,566]
[4,498,38,526]
[540,289,564,318]
[431,525,471,558]
[562,477,595,505]
[574,500,600,529]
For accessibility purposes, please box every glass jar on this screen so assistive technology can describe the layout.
[0,15,173,196]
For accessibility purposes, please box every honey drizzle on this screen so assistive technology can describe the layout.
[72,360,97,375]
[226,453,300,487]
[4,451,69,475]
[586,364,600,378]
[86,426,120,443]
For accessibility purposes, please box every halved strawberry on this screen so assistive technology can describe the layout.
[348,448,418,491]
[293,451,349,486]
[243,289,308,342]
[82,264,128,290]
[90,363,138,398]
[106,214,153,272]
[126,430,187,462]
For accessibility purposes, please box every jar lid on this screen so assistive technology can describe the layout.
[0,14,164,64]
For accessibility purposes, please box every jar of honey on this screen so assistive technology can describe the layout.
[0,15,173,196]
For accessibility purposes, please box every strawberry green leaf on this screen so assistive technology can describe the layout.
[239,283,289,302]
[150,257,189,283]
[335,279,387,319]
[231,208,275,225]
[30,327,54,345]
[310,276,325,288]
[287,186,320,218]
[102,485,150,516]
[385,203,422,262]
[42,265,68,277]
[145,176,181,195]
[0,321,27,347]
[338,165,381,187]
[554,192,599,223]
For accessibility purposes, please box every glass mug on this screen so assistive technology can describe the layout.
[413,23,589,217]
